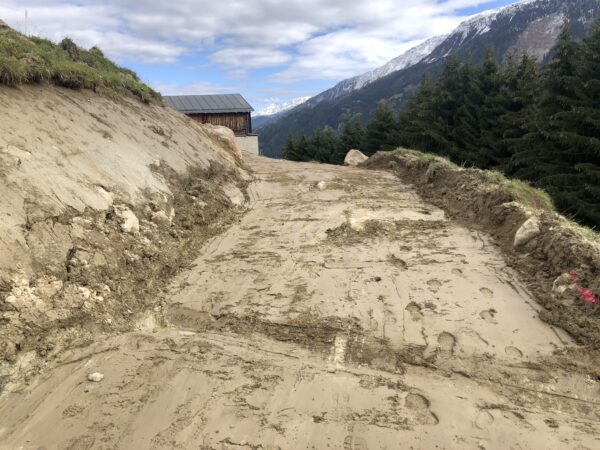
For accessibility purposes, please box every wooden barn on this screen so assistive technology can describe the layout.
[164,94,254,136]
[165,93,259,155]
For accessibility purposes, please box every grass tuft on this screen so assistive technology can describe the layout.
[393,147,457,168]
[0,56,26,86]
[0,25,161,103]
[391,148,554,212]
[488,171,555,212]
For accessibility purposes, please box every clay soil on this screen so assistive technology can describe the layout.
[1,155,599,449]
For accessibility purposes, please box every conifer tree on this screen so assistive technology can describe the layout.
[398,74,440,152]
[281,134,300,161]
[451,58,485,165]
[511,21,581,182]
[552,19,600,226]
[500,52,541,171]
[363,101,400,155]
[477,48,505,167]
[426,56,463,157]
[339,113,365,151]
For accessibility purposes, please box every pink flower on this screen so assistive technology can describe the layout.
[578,287,598,304]
[569,270,598,304]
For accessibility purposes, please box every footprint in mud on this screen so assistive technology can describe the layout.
[505,346,523,358]
[343,435,368,450]
[367,317,379,332]
[65,435,95,449]
[62,403,85,418]
[388,253,408,269]
[475,410,495,430]
[404,393,439,425]
[451,268,464,276]
[437,332,456,353]
[405,392,429,410]
[405,302,423,321]
[427,279,442,293]
[479,287,494,298]
[479,309,497,324]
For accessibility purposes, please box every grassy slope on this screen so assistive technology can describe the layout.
[0,23,160,103]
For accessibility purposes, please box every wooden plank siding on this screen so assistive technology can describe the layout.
[188,112,251,136]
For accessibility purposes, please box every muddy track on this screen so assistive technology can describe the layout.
[1,155,599,449]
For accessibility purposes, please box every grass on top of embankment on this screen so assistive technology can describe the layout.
[391,148,556,213]
[0,23,160,103]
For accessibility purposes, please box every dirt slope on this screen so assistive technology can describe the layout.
[0,85,249,388]
[1,155,598,449]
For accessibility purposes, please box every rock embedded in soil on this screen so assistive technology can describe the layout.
[513,216,541,248]
[344,149,368,167]
[114,205,140,234]
[87,372,104,382]
[151,210,171,226]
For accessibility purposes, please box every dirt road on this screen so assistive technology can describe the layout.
[1,155,598,449]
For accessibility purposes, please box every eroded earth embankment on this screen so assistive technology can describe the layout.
[1,147,599,449]
[363,151,600,347]
[0,85,250,389]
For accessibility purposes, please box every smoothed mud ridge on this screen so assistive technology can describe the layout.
[363,151,600,348]
[2,149,599,449]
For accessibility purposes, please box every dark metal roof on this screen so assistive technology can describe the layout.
[164,94,254,114]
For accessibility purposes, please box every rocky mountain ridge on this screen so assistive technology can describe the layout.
[259,0,600,157]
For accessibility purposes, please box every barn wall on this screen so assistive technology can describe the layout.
[189,113,250,135]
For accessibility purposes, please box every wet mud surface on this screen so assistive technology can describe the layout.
[1,156,599,449]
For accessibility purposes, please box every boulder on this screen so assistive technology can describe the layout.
[344,149,368,167]
[0,19,9,29]
[514,217,541,248]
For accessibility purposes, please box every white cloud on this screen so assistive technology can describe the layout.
[0,0,507,79]
[210,47,292,76]
[152,81,240,95]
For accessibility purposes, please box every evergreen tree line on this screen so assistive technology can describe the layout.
[282,22,600,228]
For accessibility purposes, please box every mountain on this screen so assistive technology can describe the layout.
[254,96,311,117]
[253,96,311,129]
[308,35,448,105]
[259,0,600,157]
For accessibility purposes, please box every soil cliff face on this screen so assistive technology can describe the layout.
[0,85,249,388]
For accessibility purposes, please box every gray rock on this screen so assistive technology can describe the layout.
[344,149,368,167]
[514,217,541,248]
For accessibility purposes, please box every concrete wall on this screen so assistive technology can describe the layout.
[237,134,260,155]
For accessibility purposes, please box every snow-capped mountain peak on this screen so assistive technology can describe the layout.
[309,34,448,104]
[254,96,311,117]
[351,34,449,90]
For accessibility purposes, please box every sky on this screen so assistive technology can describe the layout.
[1,0,517,112]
